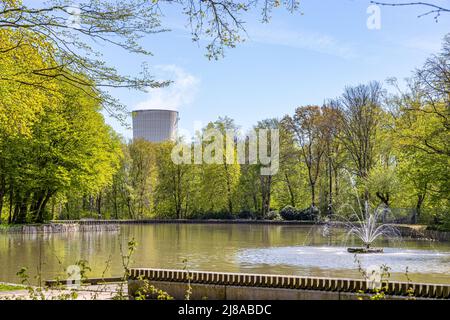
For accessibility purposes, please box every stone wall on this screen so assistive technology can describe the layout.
[50,220,450,241]
[1,223,119,234]
[395,225,450,242]
[52,219,317,225]
[128,268,450,300]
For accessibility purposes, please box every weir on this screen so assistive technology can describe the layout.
[128,268,450,300]
[1,223,120,234]
[50,220,450,241]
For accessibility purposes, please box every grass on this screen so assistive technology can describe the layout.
[0,283,25,292]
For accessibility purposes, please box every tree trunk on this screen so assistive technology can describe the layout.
[252,189,258,213]
[260,175,272,218]
[90,195,95,215]
[183,190,190,219]
[224,163,233,215]
[14,192,30,224]
[328,158,333,216]
[82,195,87,211]
[334,167,339,198]
[0,173,5,219]
[127,198,134,219]
[31,191,46,223]
[375,192,390,223]
[65,202,71,220]
[375,192,390,207]
[113,187,119,219]
[412,193,425,224]
[177,166,182,219]
[8,181,13,224]
[34,190,52,223]
[51,200,55,220]
[284,173,296,207]
[96,192,102,218]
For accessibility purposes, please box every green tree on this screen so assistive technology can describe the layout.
[1,76,121,223]
[331,82,385,202]
[0,0,301,119]
[390,35,449,222]
[286,106,327,211]
[154,141,193,219]
[128,139,157,219]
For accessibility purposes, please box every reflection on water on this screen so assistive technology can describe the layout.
[0,224,449,284]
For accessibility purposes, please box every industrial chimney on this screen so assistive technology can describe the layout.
[132,109,179,142]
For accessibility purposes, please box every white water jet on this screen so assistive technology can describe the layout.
[324,201,401,253]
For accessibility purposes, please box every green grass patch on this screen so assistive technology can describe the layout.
[0,283,25,292]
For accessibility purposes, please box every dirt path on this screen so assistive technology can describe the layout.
[0,283,126,300]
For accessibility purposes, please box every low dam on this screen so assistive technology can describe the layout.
[1,223,119,234]
[128,268,450,300]
[51,220,450,241]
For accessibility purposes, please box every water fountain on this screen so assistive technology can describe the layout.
[325,201,401,254]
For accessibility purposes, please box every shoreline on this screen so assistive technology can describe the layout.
[1,219,449,241]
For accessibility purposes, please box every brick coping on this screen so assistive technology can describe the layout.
[129,268,450,299]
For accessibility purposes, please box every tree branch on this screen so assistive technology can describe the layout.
[371,1,450,21]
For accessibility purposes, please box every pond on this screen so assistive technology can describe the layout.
[0,224,449,284]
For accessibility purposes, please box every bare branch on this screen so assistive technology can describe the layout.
[371,1,450,21]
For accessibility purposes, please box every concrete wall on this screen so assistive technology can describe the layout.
[128,280,364,300]
[128,268,450,300]
[0,223,119,234]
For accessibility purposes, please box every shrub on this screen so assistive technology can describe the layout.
[190,211,235,220]
[237,210,256,220]
[280,206,317,221]
[280,206,299,220]
[427,212,450,232]
[266,211,282,221]
[297,207,318,221]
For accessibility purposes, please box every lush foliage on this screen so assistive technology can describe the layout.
[0,2,448,229]
[0,28,121,223]
[54,36,447,227]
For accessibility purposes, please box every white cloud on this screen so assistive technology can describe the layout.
[135,65,200,111]
[248,25,357,60]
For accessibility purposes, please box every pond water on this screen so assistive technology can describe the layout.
[0,224,449,284]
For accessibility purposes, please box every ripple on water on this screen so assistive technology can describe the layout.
[235,246,450,275]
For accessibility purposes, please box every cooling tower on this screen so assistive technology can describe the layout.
[132,109,179,142]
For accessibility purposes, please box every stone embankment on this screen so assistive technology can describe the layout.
[0,223,119,234]
[4,219,448,240]
[55,219,450,241]
[395,225,450,242]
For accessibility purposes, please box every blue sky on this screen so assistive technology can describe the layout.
[100,0,450,139]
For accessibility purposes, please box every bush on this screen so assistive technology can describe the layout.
[237,210,256,220]
[266,211,282,221]
[427,212,450,232]
[190,211,235,220]
[280,206,298,220]
[280,206,317,221]
[297,207,318,221]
